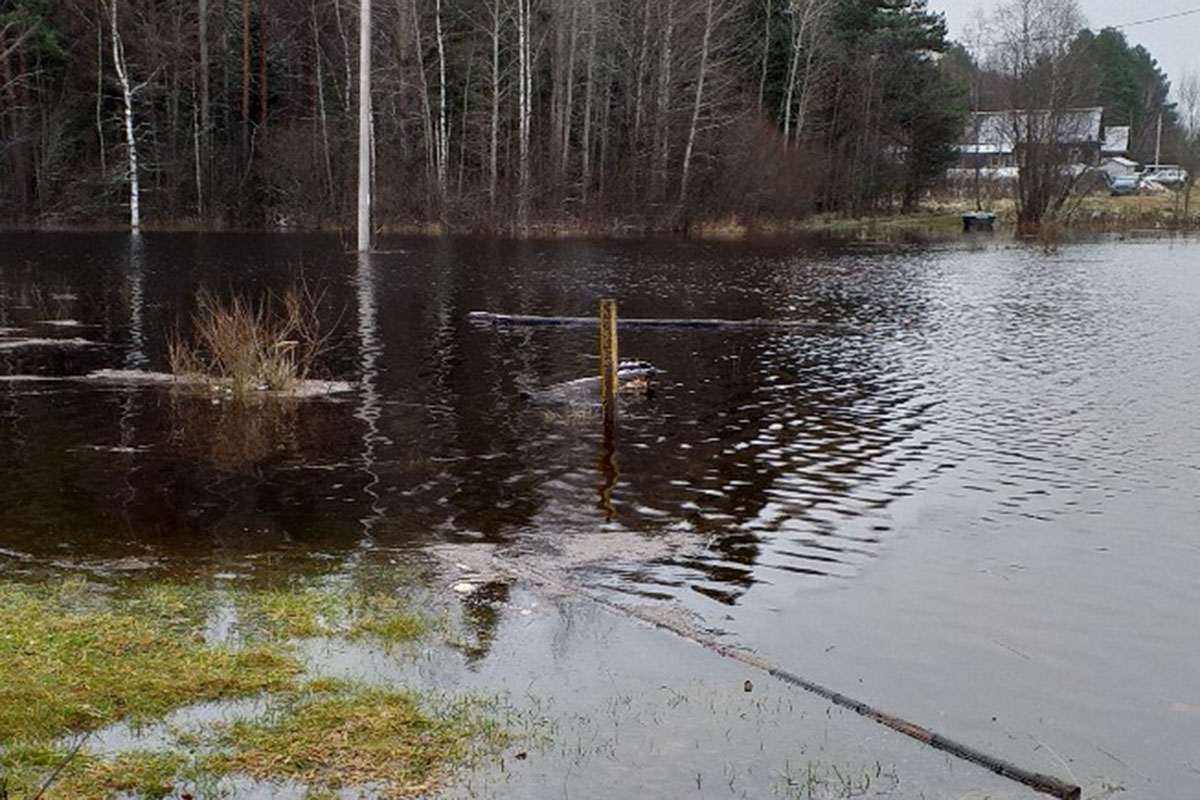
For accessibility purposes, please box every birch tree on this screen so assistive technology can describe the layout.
[488,0,503,210]
[780,0,831,143]
[678,0,715,204]
[434,0,449,200]
[108,0,141,232]
[516,0,531,225]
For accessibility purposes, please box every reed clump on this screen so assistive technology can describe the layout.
[168,283,334,398]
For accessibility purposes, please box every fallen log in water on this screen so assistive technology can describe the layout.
[468,310,852,332]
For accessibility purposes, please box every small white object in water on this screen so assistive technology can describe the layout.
[451,581,476,594]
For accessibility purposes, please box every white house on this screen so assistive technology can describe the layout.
[953,107,1105,171]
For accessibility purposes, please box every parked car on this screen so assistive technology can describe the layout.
[1141,164,1188,188]
[1109,174,1140,196]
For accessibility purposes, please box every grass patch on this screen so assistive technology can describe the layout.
[52,751,195,799]
[0,584,298,744]
[0,582,300,797]
[236,586,428,644]
[0,579,478,799]
[207,683,505,797]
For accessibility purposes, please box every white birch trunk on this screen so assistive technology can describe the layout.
[780,5,803,142]
[679,0,714,204]
[489,0,500,210]
[579,0,597,201]
[96,20,106,178]
[334,0,353,115]
[197,0,209,212]
[434,0,449,199]
[781,0,826,143]
[632,2,650,144]
[193,83,203,214]
[109,0,140,233]
[412,3,437,188]
[199,0,209,135]
[653,0,676,192]
[757,0,771,115]
[517,0,531,225]
[457,50,472,197]
[559,0,578,179]
[313,0,335,200]
[357,0,371,251]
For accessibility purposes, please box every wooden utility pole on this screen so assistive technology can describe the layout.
[1155,112,1163,167]
[356,0,371,251]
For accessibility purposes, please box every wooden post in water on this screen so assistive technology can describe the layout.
[598,299,618,421]
[597,298,618,519]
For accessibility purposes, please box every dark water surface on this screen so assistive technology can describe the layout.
[1,232,1197,796]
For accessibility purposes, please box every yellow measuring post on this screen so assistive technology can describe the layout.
[598,298,618,424]
[597,298,619,519]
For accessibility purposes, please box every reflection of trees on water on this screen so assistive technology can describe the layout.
[117,234,147,528]
[0,237,943,621]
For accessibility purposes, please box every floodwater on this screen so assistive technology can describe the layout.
[1,232,1198,797]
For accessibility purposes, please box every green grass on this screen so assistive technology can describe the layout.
[0,583,298,744]
[7,684,505,799]
[0,579,484,799]
[235,585,429,644]
[206,684,506,797]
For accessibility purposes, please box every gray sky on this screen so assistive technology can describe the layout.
[930,0,1200,97]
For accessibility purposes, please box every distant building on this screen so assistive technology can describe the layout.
[953,107,1106,172]
[1102,125,1130,158]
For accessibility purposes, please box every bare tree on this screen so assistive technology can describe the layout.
[984,0,1091,232]
[780,0,831,143]
[1176,71,1199,217]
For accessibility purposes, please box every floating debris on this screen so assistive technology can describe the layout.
[522,360,660,406]
[81,369,354,397]
[0,337,99,350]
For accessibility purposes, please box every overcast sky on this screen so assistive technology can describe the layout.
[929,0,1200,97]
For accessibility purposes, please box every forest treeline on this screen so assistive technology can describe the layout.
[1,0,966,231]
[0,0,1190,232]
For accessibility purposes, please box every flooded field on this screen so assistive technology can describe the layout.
[1,232,1197,798]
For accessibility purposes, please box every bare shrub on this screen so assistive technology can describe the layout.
[169,282,337,398]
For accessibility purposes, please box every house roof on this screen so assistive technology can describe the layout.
[957,107,1105,154]
[1102,125,1130,154]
